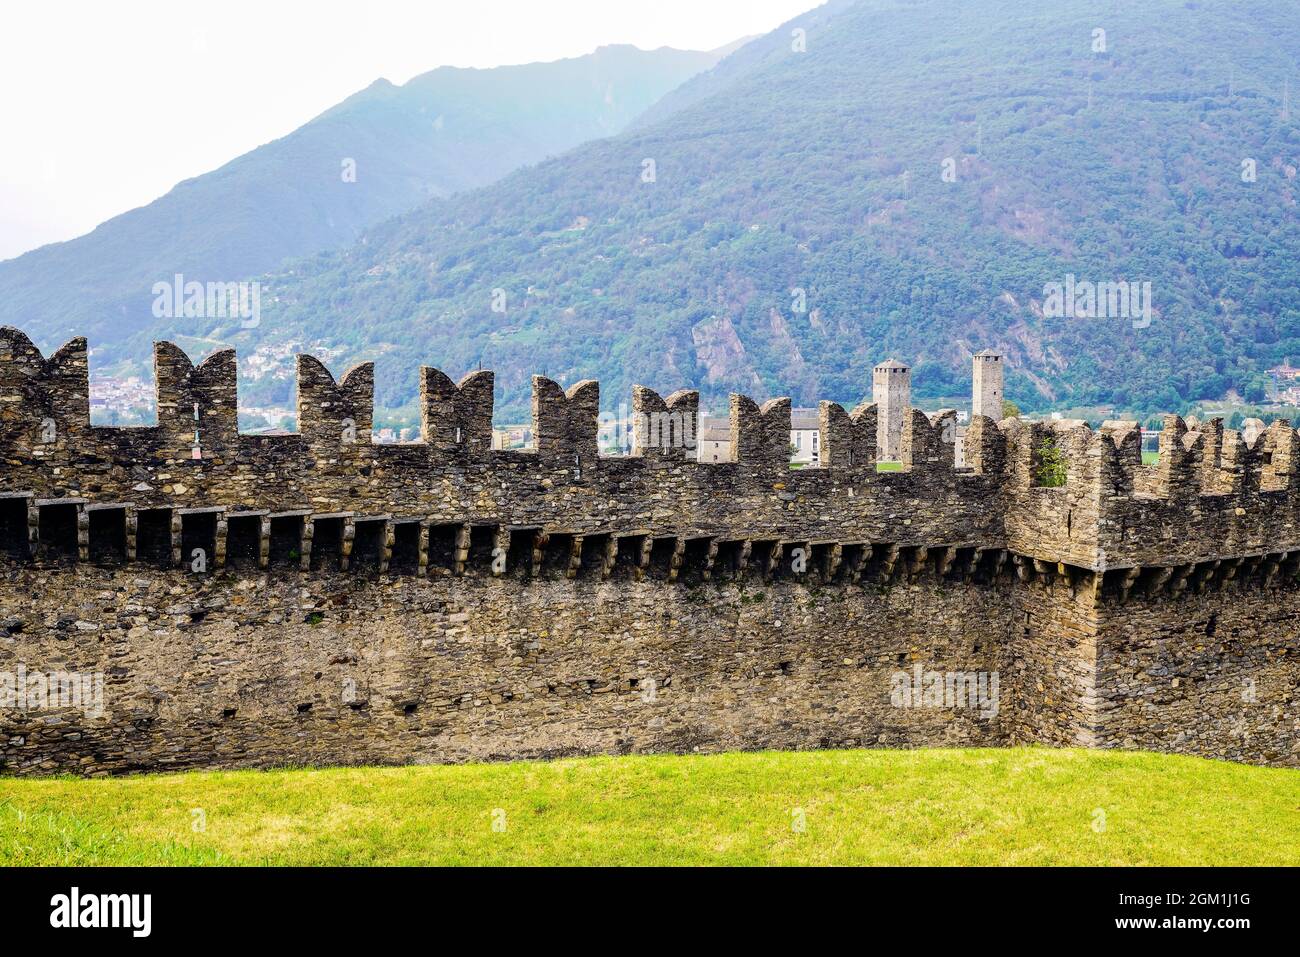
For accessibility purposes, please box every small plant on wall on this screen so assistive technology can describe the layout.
[1035,436,1067,488]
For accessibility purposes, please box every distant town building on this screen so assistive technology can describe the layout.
[492,425,532,450]
[1268,360,1300,404]
[789,408,821,465]
[1270,359,1300,381]
[697,417,731,462]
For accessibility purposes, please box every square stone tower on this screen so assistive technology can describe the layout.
[872,359,910,461]
[972,349,1003,422]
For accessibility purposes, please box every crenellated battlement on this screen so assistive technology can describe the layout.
[0,327,1003,564]
[2,328,1298,774]
[5,326,1300,579]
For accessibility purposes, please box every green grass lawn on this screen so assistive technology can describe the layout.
[1,748,1295,866]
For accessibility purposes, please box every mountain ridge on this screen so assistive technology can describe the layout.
[0,41,737,351]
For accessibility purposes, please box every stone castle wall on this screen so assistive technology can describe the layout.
[0,327,1296,773]
[1,565,1018,774]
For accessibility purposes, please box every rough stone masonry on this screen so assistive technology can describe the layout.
[0,326,1295,775]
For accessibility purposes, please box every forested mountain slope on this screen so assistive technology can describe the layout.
[63,0,1300,423]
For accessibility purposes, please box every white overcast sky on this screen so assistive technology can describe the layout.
[0,0,816,262]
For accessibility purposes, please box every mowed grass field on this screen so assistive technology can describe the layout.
[1,748,1296,866]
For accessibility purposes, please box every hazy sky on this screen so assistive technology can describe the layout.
[0,0,816,262]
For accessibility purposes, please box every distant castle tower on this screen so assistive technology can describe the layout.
[872,359,910,461]
[972,349,1004,422]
